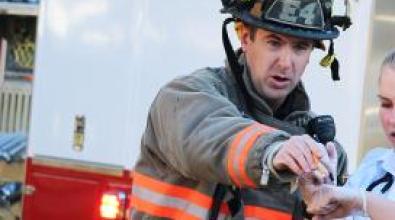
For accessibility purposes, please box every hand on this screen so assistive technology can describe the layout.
[273,135,331,178]
[298,172,333,206]
[299,182,364,220]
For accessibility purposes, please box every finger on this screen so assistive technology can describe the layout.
[280,153,303,175]
[273,144,303,174]
[308,204,338,217]
[294,136,315,165]
[313,203,339,215]
[326,143,337,168]
[300,171,324,186]
[311,170,326,184]
[307,200,331,214]
[306,185,334,213]
[301,135,328,171]
[298,173,321,203]
[311,144,332,178]
[308,206,333,216]
[294,137,318,172]
[321,207,348,220]
[325,142,338,183]
[302,135,326,159]
[312,215,323,220]
[273,148,303,175]
[326,142,337,161]
[289,140,314,172]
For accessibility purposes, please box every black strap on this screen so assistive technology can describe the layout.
[366,172,394,193]
[227,187,241,216]
[328,40,340,81]
[331,16,352,31]
[209,184,241,220]
[209,184,227,220]
[222,17,253,115]
[222,17,243,79]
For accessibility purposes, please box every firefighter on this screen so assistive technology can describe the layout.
[131,0,351,219]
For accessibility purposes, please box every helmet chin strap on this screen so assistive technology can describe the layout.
[222,18,252,111]
[222,17,243,78]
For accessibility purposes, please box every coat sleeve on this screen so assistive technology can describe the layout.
[142,70,290,188]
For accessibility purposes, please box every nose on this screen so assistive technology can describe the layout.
[277,47,293,72]
[390,108,395,125]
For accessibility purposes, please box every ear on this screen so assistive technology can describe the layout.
[239,25,251,52]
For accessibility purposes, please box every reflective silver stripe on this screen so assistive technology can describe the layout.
[217,213,227,220]
[231,124,266,186]
[245,217,259,220]
[130,208,137,219]
[132,185,208,219]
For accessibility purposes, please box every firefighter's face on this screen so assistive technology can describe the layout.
[241,27,313,107]
[378,65,395,146]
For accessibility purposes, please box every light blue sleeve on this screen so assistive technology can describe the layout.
[345,147,388,189]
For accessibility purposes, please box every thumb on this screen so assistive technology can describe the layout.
[325,142,337,182]
[326,142,337,162]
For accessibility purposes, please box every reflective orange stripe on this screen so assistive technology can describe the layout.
[239,130,265,187]
[132,196,200,220]
[227,125,255,186]
[240,124,276,187]
[228,124,276,187]
[133,172,212,209]
[244,205,292,220]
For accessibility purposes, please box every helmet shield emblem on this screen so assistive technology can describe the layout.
[264,0,325,30]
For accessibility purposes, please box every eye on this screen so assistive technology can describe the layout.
[380,102,392,109]
[267,40,281,49]
[293,43,312,52]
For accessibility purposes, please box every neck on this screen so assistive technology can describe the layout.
[265,97,285,112]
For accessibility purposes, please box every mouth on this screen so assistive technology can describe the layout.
[270,75,291,89]
[273,75,289,82]
[388,132,395,143]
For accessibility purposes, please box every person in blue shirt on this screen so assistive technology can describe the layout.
[299,49,395,220]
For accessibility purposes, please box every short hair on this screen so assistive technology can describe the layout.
[382,49,395,69]
[243,23,258,41]
[379,49,395,82]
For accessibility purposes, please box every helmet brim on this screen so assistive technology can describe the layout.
[240,12,340,41]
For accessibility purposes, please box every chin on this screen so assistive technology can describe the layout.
[388,137,395,148]
[268,90,290,100]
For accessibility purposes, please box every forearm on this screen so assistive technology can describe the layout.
[366,192,395,220]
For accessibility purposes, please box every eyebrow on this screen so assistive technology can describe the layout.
[265,33,312,45]
[377,95,390,101]
[265,34,283,41]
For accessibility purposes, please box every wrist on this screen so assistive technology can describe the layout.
[362,191,369,216]
[358,190,369,217]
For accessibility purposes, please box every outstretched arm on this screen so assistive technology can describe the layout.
[299,178,395,220]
